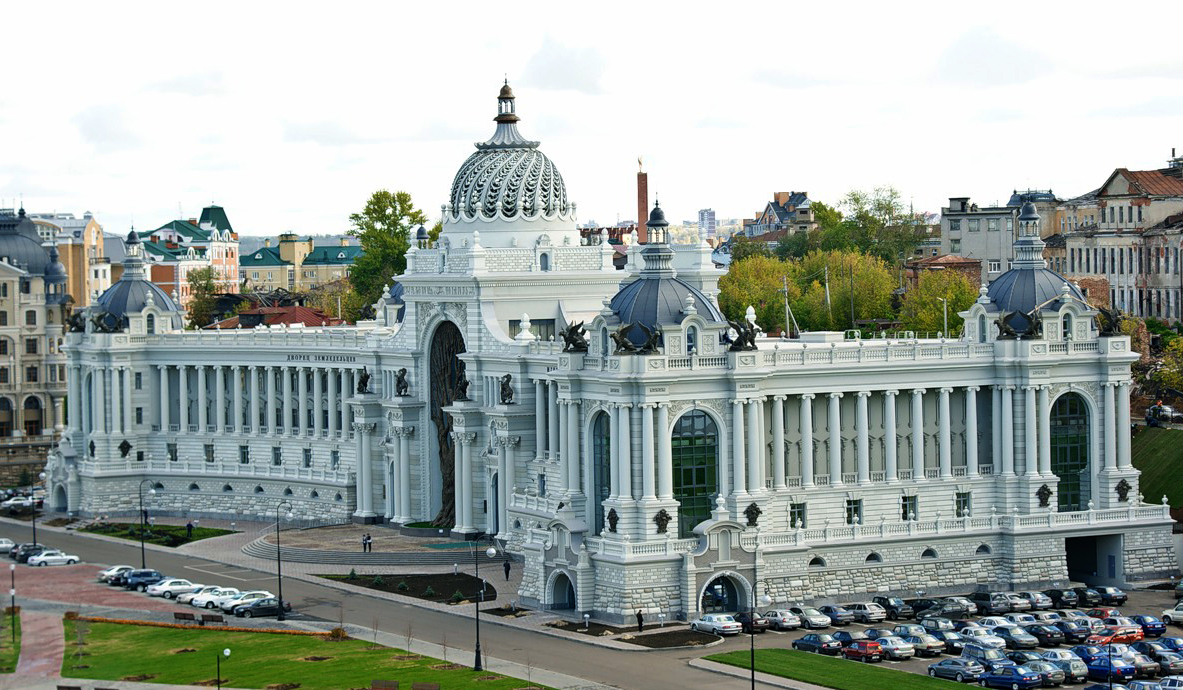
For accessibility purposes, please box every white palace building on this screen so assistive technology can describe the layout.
[45,84,1176,622]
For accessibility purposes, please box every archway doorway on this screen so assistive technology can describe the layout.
[1050,393,1090,511]
[701,575,741,613]
[0,398,12,437]
[551,572,575,610]
[22,397,42,436]
[52,484,66,512]
[489,473,498,535]
[429,321,466,527]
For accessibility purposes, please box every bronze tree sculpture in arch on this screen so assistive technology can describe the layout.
[429,320,466,527]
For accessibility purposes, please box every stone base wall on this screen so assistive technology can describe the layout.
[591,560,681,622]
[0,460,47,488]
[1125,526,1179,581]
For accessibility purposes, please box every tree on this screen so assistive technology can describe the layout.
[347,190,428,306]
[718,255,801,335]
[1154,337,1183,393]
[185,266,218,329]
[728,235,772,263]
[794,250,896,331]
[306,278,370,324]
[837,186,925,263]
[898,270,977,335]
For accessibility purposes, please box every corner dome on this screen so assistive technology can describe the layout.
[94,228,180,326]
[447,84,571,221]
[0,208,52,274]
[609,277,725,346]
[986,267,1084,332]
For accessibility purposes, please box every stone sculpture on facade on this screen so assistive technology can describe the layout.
[91,311,122,333]
[727,320,758,351]
[607,508,619,533]
[610,324,639,354]
[356,368,371,394]
[654,508,671,534]
[1116,478,1132,503]
[1097,306,1122,337]
[560,321,589,353]
[637,323,661,355]
[498,374,514,404]
[1036,484,1052,508]
[744,502,762,527]
[995,311,1020,340]
[395,368,409,397]
[66,310,87,333]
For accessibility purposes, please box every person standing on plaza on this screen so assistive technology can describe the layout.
[503,558,511,581]
[636,609,644,633]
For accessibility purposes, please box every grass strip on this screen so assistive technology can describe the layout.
[0,612,20,673]
[1131,426,1183,506]
[79,522,234,547]
[706,648,961,690]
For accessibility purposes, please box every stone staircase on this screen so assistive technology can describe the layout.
[241,535,505,566]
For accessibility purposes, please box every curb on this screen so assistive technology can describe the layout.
[687,658,828,690]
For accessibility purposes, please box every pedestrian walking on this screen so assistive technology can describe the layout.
[503,559,511,581]
[636,609,644,633]
[185,521,194,539]
[365,533,372,553]
[360,534,367,552]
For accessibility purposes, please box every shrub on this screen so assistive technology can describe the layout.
[397,581,409,592]
[424,585,435,597]
[326,626,349,641]
[347,568,357,580]
[371,575,384,587]
[450,590,464,603]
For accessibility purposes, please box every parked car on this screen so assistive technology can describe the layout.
[1006,613,1038,626]
[928,657,986,683]
[190,587,241,609]
[1158,652,1183,675]
[178,585,222,605]
[0,496,33,508]
[1062,610,1095,624]
[893,623,927,638]
[832,630,870,648]
[994,625,1040,649]
[819,605,854,626]
[947,596,979,616]
[146,579,200,599]
[790,607,832,629]
[840,640,883,663]
[1130,653,1161,679]
[792,632,841,654]
[13,544,47,563]
[691,614,742,635]
[1006,594,1034,612]
[979,665,1043,689]
[954,620,983,632]
[931,630,968,655]
[1176,582,1183,600]
[733,611,771,634]
[27,550,79,566]
[980,617,1013,629]
[1160,638,1183,654]
[1161,603,1183,626]
[848,602,887,624]
[1086,656,1136,681]
[123,569,166,592]
[904,633,946,657]
[1071,645,1110,664]
[922,616,956,633]
[1135,641,1175,662]
[962,643,1020,671]
[1127,681,1165,690]
[1089,627,1145,645]
[1088,607,1125,620]
[0,538,14,554]
[876,636,915,660]
[763,609,802,630]
[971,591,1015,616]
[872,596,914,620]
[1045,589,1081,610]
[1054,620,1092,643]
[1162,676,1183,690]
[1023,624,1066,647]
[863,627,895,640]
[1107,617,1143,629]
[1008,651,1044,665]
[1033,612,1063,624]
[1097,587,1130,606]
[97,565,133,582]
[913,598,971,620]
[8,543,41,560]
[1132,616,1168,638]
[1025,660,1067,687]
[1074,588,1104,608]
[233,597,290,618]
[1041,650,1089,684]
[107,570,133,588]
[1019,592,1055,611]
[961,627,1008,649]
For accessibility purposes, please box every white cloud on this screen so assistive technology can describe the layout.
[521,37,606,95]
[148,72,227,97]
[72,105,140,152]
[283,122,383,146]
[934,26,1051,86]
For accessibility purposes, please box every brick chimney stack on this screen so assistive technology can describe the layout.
[636,157,648,244]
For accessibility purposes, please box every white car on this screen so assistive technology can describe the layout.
[97,565,134,582]
[178,585,221,605]
[690,614,742,635]
[977,616,1010,628]
[0,497,32,508]
[1004,613,1037,626]
[1161,602,1183,625]
[877,635,916,660]
[763,609,802,630]
[959,627,1006,649]
[220,590,274,613]
[1041,650,1078,662]
[27,550,79,566]
[1159,676,1183,690]
[146,579,200,599]
[1033,612,1063,624]
[191,587,241,609]
[849,602,888,623]
[0,538,14,553]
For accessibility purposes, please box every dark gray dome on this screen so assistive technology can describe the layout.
[986,267,1083,332]
[95,279,178,323]
[1018,201,1039,221]
[415,225,429,241]
[609,276,724,347]
[0,209,51,274]
[1007,192,1023,207]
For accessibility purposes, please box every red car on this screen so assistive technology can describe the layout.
[841,640,883,663]
[1086,607,1123,619]
[1087,626,1144,645]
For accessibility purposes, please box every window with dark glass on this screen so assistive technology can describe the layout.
[672,410,719,538]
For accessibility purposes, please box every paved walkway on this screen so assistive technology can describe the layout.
[13,611,63,679]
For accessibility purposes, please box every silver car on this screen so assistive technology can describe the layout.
[790,606,832,629]
[848,602,887,624]
[763,609,802,630]
[877,636,916,660]
[1019,591,1054,610]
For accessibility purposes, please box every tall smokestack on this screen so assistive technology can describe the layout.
[636,157,648,244]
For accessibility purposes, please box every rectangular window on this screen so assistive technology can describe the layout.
[24,339,36,355]
[1069,249,1075,273]
[789,503,807,529]
[0,368,8,384]
[968,219,981,232]
[135,407,143,425]
[303,447,312,468]
[330,450,340,470]
[1006,218,1013,232]
[988,260,1001,273]
[509,318,557,342]
[135,372,143,390]
[956,491,972,517]
[950,238,961,253]
[1138,206,1144,223]
[272,446,282,466]
[19,280,28,295]
[1109,206,1115,223]
[538,473,548,496]
[204,443,214,463]
[948,219,961,232]
[901,495,919,521]
[1119,206,1124,224]
[0,312,6,327]
[167,443,178,462]
[845,499,863,525]
[987,218,999,232]
[239,445,250,464]
[24,366,37,383]
[136,450,144,462]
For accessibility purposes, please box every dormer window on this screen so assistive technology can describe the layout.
[1062,313,1073,341]
[687,325,698,354]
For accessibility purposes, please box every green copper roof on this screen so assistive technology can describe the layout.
[199,205,234,234]
[303,245,363,265]
[241,246,289,267]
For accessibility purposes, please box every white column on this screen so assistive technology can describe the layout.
[618,404,633,500]
[939,387,952,479]
[179,365,189,431]
[356,418,374,516]
[157,366,169,430]
[214,366,225,432]
[1024,386,1038,477]
[249,366,260,433]
[731,400,746,497]
[641,404,656,500]
[383,457,393,519]
[232,366,243,431]
[800,394,814,487]
[460,432,474,529]
[93,366,105,434]
[911,389,925,479]
[68,365,82,435]
[122,367,132,432]
[298,368,309,436]
[965,387,979,477]
[772,396,786,490]
[567,400,581,494]
[266,367,277,434]
[548,382,559,462]
[282,367,292,434]
[110,368,122,435]
[1001,386,1015,476]
[398,428,412,522]
[992,385,1002,474]
[1117,382,1132,469]
[497,441,508,535]
[313,368,323,437]
[1103,383,1117,470]
[556,401,569,494]
[609,404,620,499]
[535,380,546,460]
[747,398,762,493]
[884,390,898,482]
[327,368,338,438]
[197,365,207,431]
[1038,385,1051,476]
[828,392,842,484]
[657,403,673,499]
[856,391,870,484]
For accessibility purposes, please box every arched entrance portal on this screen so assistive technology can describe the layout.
[52,484,66,512]
[551,572,575,610]
[1050,393,1090,511]
[429,321,466,527]
[701,575,741,613]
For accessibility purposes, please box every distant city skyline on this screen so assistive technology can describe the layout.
[1,2,1180,237]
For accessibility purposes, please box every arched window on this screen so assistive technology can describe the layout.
[865,552,882,563]
[1050,393,1090,511]
[222,484,234,492]
[687,325,698,354]
[0,398,11,437]
[334,492,343,502]
[310,490,319,499]
[1062,313,1073,341]
[146,314,156,334]
[808,556,826,568]
[539,253,550,271]
[254,485,265,494]
[975,544,992,555]
[283,487,293,496]
[600,328,609,354]
[188,483,200,491]
[591,412,612,535]
[153,482,164,490]
[22,396,41,436]
[921,547,937,559]
[672,410,719,538]
[977,315,987,343]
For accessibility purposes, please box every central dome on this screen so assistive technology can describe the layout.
[448,84,570,220]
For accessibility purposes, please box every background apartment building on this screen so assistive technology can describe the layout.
[940,190,1059,285]
[140,204,241,307]
[240,234,362,293]
[28,211,111,306]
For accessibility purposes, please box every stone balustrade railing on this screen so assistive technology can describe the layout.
[79,458,352,484]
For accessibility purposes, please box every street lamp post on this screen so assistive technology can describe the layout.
[216,647,230,690]
[137,479,156,569]
[473,541,498,672]
[30,471,46,546]
[274,500,294,621]
[936,297,948,337]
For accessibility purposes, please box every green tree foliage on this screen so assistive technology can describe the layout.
[1154,337,1183,392]
[347,190,428,305]
[729,235,772,263]
[898,270,977,335]
[718,255,801,335]
[185,266,218,329]
[306,278,370,324]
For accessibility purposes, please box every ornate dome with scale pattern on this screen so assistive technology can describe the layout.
[447,83,571,221]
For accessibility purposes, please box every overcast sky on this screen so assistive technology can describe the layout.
[2,1,1181,236]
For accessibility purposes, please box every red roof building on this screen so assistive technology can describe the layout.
[205,305,343,329]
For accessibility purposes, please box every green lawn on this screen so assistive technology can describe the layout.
[62,620,548,689]
[707,649,961,690]
[1131,426,1183,506]
[79,522,234,547]
[0,613,20,673]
